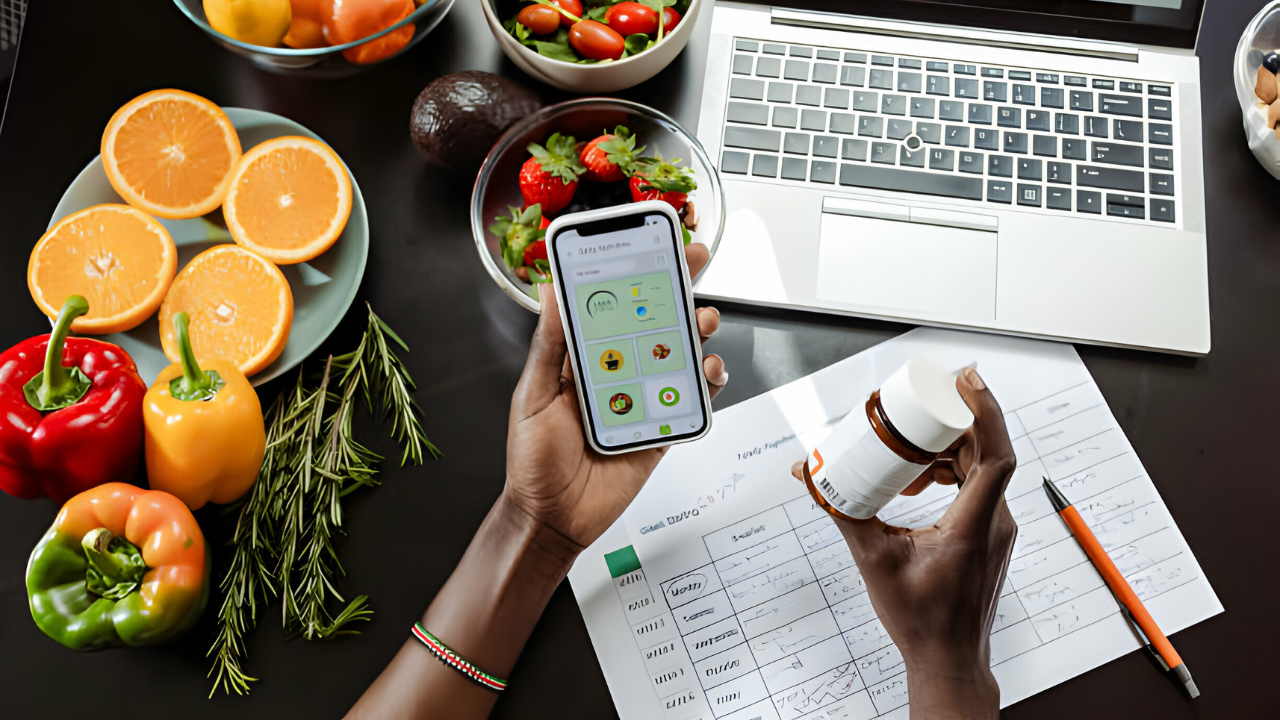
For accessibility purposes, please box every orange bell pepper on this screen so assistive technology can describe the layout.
[322,0,416,64]
[26,483,209,649]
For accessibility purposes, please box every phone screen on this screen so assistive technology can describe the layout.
[550,209,709,452]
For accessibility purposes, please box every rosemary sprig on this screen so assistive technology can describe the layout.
[207,306,438,696]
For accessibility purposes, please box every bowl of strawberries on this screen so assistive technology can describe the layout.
[472,98,723,312]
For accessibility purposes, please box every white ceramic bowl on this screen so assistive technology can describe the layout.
[482,0,703,93]
[1234,1,1280,179]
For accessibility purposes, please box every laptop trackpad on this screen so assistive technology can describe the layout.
[816,211,997,323]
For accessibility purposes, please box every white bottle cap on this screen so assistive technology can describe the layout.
[878,355,975,453]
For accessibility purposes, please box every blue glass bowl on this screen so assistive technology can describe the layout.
[172,0,455,77]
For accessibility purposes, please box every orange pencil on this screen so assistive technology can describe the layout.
[1042,477,1199,698]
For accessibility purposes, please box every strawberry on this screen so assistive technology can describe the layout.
[629,152,697,211]
[523,239,548,266]
[580,125,644,183]
[520,133,585,215]
[490,204,548,274]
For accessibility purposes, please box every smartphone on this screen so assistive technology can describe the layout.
[546,201,713,455]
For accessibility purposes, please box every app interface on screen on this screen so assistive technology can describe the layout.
[555,216,704,448]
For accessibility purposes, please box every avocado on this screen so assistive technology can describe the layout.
[410,71,543,171]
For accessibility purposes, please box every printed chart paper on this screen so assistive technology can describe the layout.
[568,329,1222,720]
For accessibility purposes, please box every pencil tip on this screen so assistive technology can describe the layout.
[1042,476,1070,512]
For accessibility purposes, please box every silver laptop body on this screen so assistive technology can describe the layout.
[695,1,1210,354]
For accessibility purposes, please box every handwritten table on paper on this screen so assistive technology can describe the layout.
[568,329,1222,720]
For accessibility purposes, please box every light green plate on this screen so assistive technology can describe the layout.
[47,107,369,387]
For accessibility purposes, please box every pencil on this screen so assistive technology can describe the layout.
[1042,477,1200,699]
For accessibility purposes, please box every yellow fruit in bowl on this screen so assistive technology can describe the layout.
[204,0,293,47]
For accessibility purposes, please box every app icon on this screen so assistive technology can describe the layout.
[634,305,648,318]
[609,393,633,415]
[658,387,680,407]
[630,284,642,297]
[652,343,671,361]
[659,425,672,436]
[599,349,624,372]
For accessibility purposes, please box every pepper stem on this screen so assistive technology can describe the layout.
[23,295,92,412]
[168,311,224,402]
[82,528,147,601]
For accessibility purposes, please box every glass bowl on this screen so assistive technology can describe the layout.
[172,0,455,77]
[1235,0,1280,179]
[471,98,725,313]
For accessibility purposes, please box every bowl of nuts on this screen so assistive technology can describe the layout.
[1236,1,1280,179]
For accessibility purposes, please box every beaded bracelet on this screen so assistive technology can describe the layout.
[411,623,508,692]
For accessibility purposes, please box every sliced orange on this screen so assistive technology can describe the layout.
[222,136,353,265]
[28,204,177,334]
[102,89,242,220]
[159,245,293,378]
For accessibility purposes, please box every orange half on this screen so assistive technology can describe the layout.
[28,204,177,334]
[222,136,353,265]
[102,89,242,219]
[159,245,293,378]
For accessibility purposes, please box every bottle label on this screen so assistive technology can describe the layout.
[807,411,930,519]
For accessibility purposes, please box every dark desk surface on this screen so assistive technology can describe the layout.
[0,0,1273,717]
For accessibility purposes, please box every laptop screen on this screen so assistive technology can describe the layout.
[764,0,1207,49]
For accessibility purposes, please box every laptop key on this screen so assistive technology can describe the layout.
[1077,164,1144,192]
[818,49,841,61]
[1148,84,1171,96]
[926,61,949,72]
[733,55,754,75]
[1149,147,1173,170]
[727,102,770,126]
[939,101,966,121]
[845,52,867,63]
[898,73,923,93]
[1017,184,1042,207]
[801,109,828,131]
[901,146,927,168]
[1062,138,1087,160]
[1100,94,1142,117]
[784,60,810,81]
[756,57,782,78]
[736,40,759,52]
[796,85,822,106]
[988,155,1013,177]
[899,58,922,69]
[842,139,868,161]
[988,180,1013,203]
[1106,193,1143,207]
[1107,203,1144,219]
[870,69,894,89]
[772,106,798,128]
[1119,81,1141,93]
[859,117,885,138]
[725,126,782,152]
[811,160,838,183]
[813,63,838,84]
[910,98,936,119]
[954,64,976,75]
[1114,120,1142,142]
[1046,187,1071,210]
[883,95,908,115]
[1091,142,1144,167]
[830,113,856,134]
[984,82,1007,102]
[1150,198,1175,222]
[956,78,980,98]
[752,154,779,177]
[959,151,984,173]
[1148,98,1172,121]
[814,136,839,158]
[1018,158,1043,181]
[852,91,879,111]
[872,54,894,66]
[840,66,866,87]
[790,46,813,58]
[839,163,985,199]
[767,82,793,103]
[1041,88,1065,109]
[1003,132,1028,154]
[1026,110,1051,131]
[1047,161,1071,184]
[998,107,1021,128]
[781,157,808,180]
[1077,189,1102,213]
[974,128,999,150]
[1149,123,1173,145]
[1013,84,1036,105]
[1149,173,1174,196]
[1009,70,1032,81]
[784,132,810,154]
[946,125,971,147]
[763,43,786,55]
[721,151,750,174]
[929,148,955,171]
[824,88,850,109]
[968,103,993,124]
[888,119,914,139]
[1033,135,1057,157]
[1037,73,1059,84]
[1084,116,1108,137]
[916,122,942,144]
[1070,91,1093,112]
[1064,75,1087,86]
[730,78,765,100]
[871,142,897,164]
[1093,79,1115,90]
[982,67,1003,78]
[1055,113,1079,134]
[927,76,951,95]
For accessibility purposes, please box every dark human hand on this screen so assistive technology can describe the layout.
[504,242,729,556]
[794,368,1016,719]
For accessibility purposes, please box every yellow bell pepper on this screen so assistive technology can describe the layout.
[144,312,265,511]
[204,0,293,48]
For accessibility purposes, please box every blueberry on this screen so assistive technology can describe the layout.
[1264,51,1280,74]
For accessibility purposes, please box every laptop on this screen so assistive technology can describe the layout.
[693,0,1210,355]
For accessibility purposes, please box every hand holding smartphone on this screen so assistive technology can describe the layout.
[546,201,713,454]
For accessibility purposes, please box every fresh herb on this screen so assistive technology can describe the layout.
[207,305,439,696]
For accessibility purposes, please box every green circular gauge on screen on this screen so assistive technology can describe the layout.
[659,387,680,406]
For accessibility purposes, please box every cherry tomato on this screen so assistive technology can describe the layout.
[516,4,561,35]
[604,2,658,37]
[547,0,584,28]
[661,6,681,34]
[569,19,625,61]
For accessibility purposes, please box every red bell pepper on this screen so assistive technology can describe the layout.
[0,296,146,504]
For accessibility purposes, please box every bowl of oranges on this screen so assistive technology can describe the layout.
[31,89,369,386]
[173,0,455,76]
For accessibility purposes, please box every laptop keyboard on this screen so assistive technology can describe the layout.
[720,39,1177,223]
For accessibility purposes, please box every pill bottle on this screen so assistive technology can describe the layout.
[802,355,975,521]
